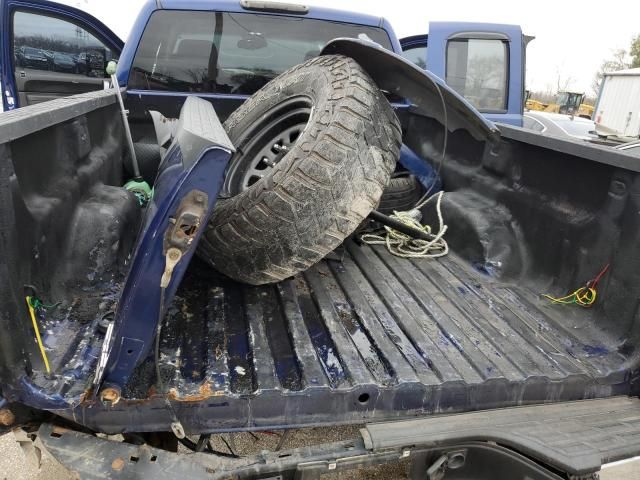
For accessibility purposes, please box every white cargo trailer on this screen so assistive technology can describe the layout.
[594,68,640,139]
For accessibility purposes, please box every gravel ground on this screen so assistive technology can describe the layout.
[0,430,71,480]
[0,426,637,479]
[0,426,406,480]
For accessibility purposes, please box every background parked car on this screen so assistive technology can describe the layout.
[15,46,49,69]
[50,52,75,73]
[523,110,598,140]
[76,50,105,75]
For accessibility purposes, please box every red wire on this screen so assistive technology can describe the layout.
[589,263,610,289]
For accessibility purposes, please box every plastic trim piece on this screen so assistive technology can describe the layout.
[240,0,309,14]
[363,396,640,476]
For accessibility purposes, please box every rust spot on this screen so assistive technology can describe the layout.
[104,381,227,406]
[199,382,214,397]
[0,409,15,426]
[100,387,121,405]
[165,382,225,402]
[78,386,94,405]
[111,457,125,471]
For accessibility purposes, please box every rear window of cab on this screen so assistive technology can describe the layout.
[128,10,393,95]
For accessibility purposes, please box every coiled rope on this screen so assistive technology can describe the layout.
[361,65,450,259]
[360,191,448,258]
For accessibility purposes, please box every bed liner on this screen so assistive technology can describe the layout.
[90,239,635,432]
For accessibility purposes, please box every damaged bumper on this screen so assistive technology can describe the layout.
[38,397,640,480]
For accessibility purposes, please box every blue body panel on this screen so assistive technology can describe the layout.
[401,22,525,126]
[399,144,442,193]
[103,119,232,390]
[0,0,123,111]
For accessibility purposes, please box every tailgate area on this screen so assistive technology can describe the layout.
[39,397,640,479]
[119,240,634,431]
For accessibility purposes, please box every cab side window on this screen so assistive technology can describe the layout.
[446,38,508,112]
[402,45,427,69]
[12,10,117,105]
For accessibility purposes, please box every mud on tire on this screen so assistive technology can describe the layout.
[197,55,402,285]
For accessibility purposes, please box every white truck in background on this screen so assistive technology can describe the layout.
[594,68,640,140]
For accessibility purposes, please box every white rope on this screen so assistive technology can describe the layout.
[360,191,449,258]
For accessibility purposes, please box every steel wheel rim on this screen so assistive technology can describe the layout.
[224,97,312,194]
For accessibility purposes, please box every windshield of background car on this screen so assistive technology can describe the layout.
[128,10,393,95]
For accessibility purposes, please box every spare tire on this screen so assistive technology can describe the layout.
[377,174,424,214]
[197,54,401,285]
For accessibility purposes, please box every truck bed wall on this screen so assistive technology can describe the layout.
[404,109,640,358]
[0,90,139,383]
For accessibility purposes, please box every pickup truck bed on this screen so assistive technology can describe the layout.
[2,80,639,439]
[104,240,628,432]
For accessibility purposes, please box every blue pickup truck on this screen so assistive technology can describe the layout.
[3,1,640,480]
[1,0,526,127]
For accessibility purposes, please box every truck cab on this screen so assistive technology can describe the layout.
[401,22,529,126]
[1,2,528,129]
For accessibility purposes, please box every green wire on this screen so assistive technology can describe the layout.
[28,297,61,311]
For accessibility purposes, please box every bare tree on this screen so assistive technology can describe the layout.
[631,34,640,68]
[592,48,629,96]
[555,66,574,94]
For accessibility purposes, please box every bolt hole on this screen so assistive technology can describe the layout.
[179,223,197,237]
[448,452,466,469]
[358,393,370,404]
[127,349,133,355]
[150,455,157,462]
[130,455,139,463]
[50,432,62,438]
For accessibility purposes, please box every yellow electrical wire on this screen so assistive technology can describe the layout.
[542,287,597,307]
[542,264,609,308]
[25,296,51,374]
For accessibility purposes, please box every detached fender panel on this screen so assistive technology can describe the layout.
[320,38,500,144]
[103,97,234,390]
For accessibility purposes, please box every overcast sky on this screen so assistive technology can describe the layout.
[64,0,638,95]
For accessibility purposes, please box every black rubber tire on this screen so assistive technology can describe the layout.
[197,54,401,285]
[377,175,424,214]
[129,142,162,183]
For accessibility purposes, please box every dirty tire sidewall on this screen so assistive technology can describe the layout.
[197,55,401,285]
[378,175,425,214]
